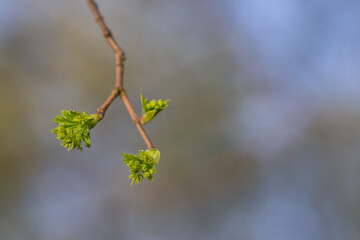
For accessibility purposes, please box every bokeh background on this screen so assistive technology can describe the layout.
[1,0,360,239]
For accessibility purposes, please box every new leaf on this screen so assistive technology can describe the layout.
[140,94,169,125]
[51,110,100,151]
[122,149,160,185]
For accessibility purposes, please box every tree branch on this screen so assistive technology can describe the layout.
[96,88,119,117]
[86,0,154,149]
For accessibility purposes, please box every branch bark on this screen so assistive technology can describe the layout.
[86,0,154,149]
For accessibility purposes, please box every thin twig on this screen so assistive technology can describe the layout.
[86,0,154,149]
[96,88,119,117]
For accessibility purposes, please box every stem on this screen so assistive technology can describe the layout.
[96,88,119,117]
[86,0,154,149]
[119,90,154,149]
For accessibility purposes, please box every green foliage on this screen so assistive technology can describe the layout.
[51,99,168,186]
[140,94,170,125]
[51,110,101,151]
[122,149,160,185]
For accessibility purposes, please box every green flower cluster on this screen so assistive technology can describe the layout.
[51,110,100,151]
[122,149,160,185]
[140,94,169,125]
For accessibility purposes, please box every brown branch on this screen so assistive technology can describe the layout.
[86,0,154,149]
[96,88,119,117]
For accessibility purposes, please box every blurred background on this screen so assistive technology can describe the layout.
[1,0,360,239]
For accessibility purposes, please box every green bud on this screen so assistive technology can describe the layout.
[121,149,161,185]
[51,110,100,151]
[140,94,170,125]
[146,149,160,164]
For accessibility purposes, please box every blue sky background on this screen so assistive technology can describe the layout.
[0,0,360,239]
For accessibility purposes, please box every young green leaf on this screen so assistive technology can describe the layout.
[51,110,101,151]
[140,94,170,125]
[146,148,160,164]
[122,149,160,185]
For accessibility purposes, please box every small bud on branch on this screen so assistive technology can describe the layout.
[51,0,170,185]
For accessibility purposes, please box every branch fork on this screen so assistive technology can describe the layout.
[86,0,154,149]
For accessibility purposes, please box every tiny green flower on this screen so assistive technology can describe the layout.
[122,149,160,185]
[51,110,101,151]
[140,94,169,125]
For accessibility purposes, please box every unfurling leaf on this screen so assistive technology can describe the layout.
[51,110,101,151]
[122,149,160,185]
[140,94,169,125]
